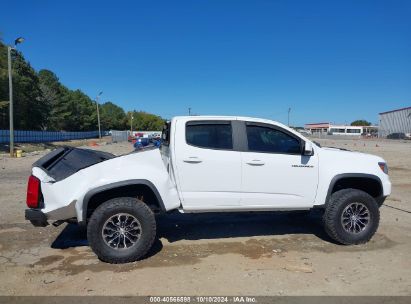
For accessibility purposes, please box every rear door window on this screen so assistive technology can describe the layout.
[186,121,233,150]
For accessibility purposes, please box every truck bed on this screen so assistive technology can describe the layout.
[33,146,115,182]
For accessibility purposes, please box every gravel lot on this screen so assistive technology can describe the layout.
[0,139,410,296]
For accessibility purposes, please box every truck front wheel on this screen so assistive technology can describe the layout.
[87,197,156,263]
[323,189,380,245]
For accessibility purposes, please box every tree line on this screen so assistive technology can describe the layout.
[0,40,164,131]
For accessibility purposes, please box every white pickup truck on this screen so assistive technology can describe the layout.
[25,116,391,263]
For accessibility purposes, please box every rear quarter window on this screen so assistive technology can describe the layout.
[161,121,171,146]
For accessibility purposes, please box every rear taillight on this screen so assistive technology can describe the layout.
[26,175,41,208]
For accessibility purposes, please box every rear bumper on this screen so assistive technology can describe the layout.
[25,209,49,227]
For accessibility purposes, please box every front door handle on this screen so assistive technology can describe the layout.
[246,160,265,166]
[183,157,202,164]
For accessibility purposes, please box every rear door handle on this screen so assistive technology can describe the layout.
[246,160,265,166]
[183,157,202,164]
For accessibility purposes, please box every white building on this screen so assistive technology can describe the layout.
[305,123,378,136]
[328,125,363,135]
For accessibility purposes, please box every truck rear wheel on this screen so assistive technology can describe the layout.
[323,189,379,245]
[87,197,156,263]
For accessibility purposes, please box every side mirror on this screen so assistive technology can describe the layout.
[303,141,314,156]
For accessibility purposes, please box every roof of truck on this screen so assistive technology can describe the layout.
[172,115,306,140]
[172,115,283,125]
[171,115,301,138]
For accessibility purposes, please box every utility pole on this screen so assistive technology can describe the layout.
[96,91,103,141]
[8,46,13,157]
[130,114,134,134]
[8,37,24,157]
[287,107,291,127]
[188,107,191,116]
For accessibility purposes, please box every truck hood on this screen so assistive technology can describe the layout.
[320,146,385,163]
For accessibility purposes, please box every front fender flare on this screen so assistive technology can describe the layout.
[324,173,383,204]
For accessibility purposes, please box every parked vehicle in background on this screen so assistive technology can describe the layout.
[152,138,162,148]
[387,132,406,139]
[134,137,150,149]
[298,129,312,136]
[25,116,391,263]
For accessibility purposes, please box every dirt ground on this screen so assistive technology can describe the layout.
[0,138,410,296]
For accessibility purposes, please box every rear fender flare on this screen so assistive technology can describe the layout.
[80,179,166,223]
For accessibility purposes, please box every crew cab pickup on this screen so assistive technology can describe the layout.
[25,116,391,263]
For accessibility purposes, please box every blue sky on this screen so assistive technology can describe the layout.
[1,0,410,126]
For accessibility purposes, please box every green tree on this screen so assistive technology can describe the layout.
[100,101,127,130]
[38,70,99,131]
[351,120,371,126]
[3,48,47,129]
[0,38,164,132]
[38,69,63,130]
[58,89,97,131]
[127,111,164,131]
[0,40,9,126]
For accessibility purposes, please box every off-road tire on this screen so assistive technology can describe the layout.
[87,197,156,263]
[323,188,380,245]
